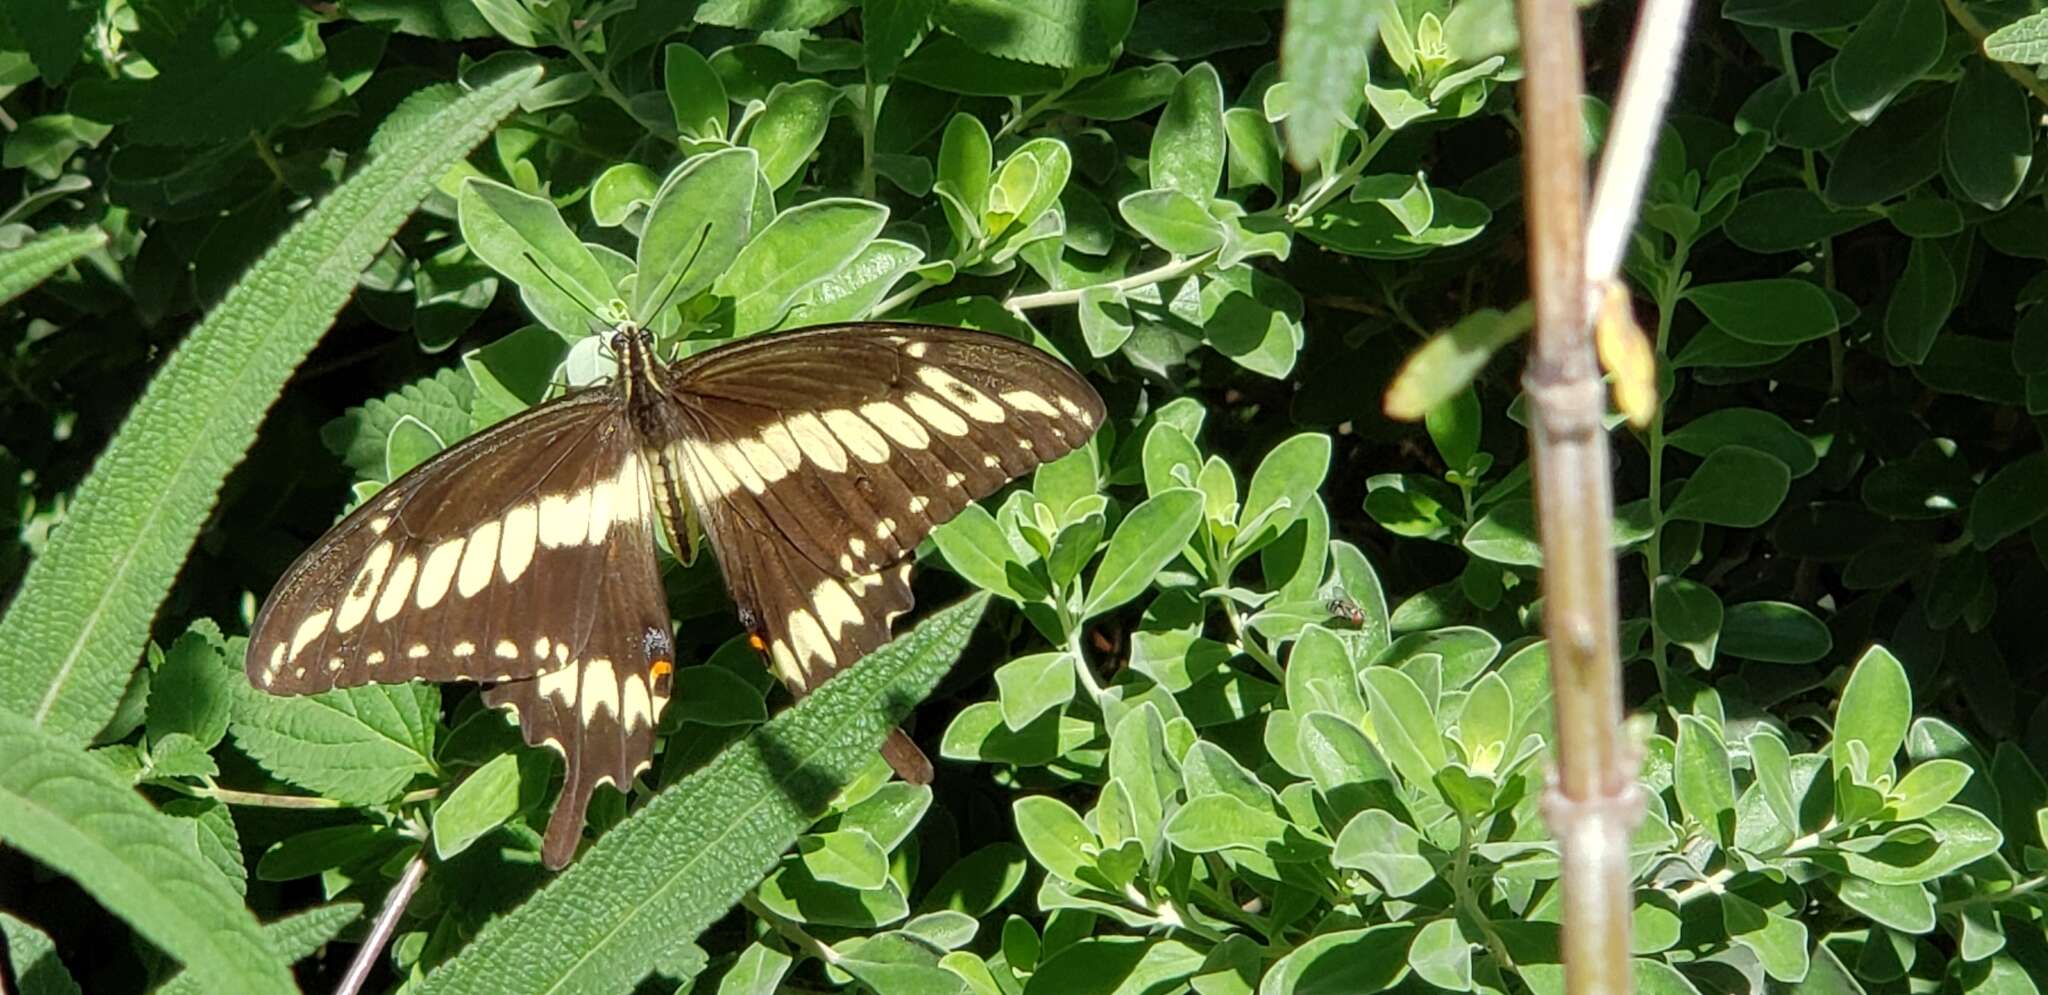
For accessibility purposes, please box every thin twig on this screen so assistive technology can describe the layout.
[1005,250,1218,312]
[336,850,430,995]
[1582,0,1697,295]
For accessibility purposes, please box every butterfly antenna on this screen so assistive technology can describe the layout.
[640,223,715,326]
[521,251,615,328]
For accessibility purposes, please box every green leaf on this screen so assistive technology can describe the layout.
[433,752,525,859]
[384,414,446,480]
[1722,188,1877,253]
[1835,644,1911,783]
[1023,937,1204,995]
[747,80,840,188]
[636,148,759,321]
[1407,917,1474,990]
[1664,408,1818,478]
[1224,107,1286,193]
[146,622,236,751]
[1685,279,1838,346]
[1666,446,1790,527]
[863,0,934,82]
[1332,808,1433,895]
[1057,64,1182,119]
[1884,239,1955,364]
[323,368,476,482]
[1164,793,1290,854]
[1675,714,1736,846]
[784,239,923,327]
[0,68,537,747]
[416,596,988,995]
[1824,89,1947,207]
[1083,488,1203,618]
[696,0,853,30]
[997,652,1078,731]
[1014,794,1098,886]
[1382,304,1531,419]
[1829,0,1942,122]
[716,198,889,334]
[121,2,324,147]
[1985,12,2048,64]
[1258,924,1416,994]
[1359,666,1447,794]
[1280,0,1375,168]
[1888,758,1973,821]
[1652,577,1723,669]
[1946,60,2033,211]
[458,176,619,336]
[664,43,729,142]
[1151,62,1225,198]
[0,711,294,994]
[4,0,95,83]
[931,0,1136,69]
[0,911,82,995]
[920,844,1029,917]
[1719,601,1831,664]
[797,829,891,889]
[231,683,440,805]
[933,504,1026,600]
[1240,434,1332,550]
[1969,451,2048,548]
[1118,188,1227,255]
[0,227,105,307]
[1840,804,2001,885]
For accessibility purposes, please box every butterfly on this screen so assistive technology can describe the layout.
[246,321,1104,868]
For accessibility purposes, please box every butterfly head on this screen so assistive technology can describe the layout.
[612,322,664,404]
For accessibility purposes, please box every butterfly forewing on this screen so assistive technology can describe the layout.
[246,392,674,695]
[662,324,1104,694]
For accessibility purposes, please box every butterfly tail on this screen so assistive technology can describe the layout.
[542,768,593,869]
[881,727,933,784]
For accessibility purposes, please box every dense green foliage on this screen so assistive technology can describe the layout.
[6,0,2048,992]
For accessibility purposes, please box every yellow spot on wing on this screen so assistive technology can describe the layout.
[1001,389,1060,416]
[415,539,464,608]
[500,503,538,581]
[916,367,1006,423]
[786,412,849,472]
[457,521,500,598]
[375,555,418,622]
[823,409,889,463]
[859,401,930,450]
[336,542,393,633]
[580,659,620,721]
[903,392,969,437]
[288,610,331,664]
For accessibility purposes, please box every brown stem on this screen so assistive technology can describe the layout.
[1516,0,1640,991]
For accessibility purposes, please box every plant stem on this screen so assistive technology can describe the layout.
[1284,129,1396,224]
[336,850,429,995]
[873,276,937,317]
[1006,250,1218,312]
[742,893,843,965]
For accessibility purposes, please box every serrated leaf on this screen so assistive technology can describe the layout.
[414,596,988,995]
[232,683,440,805]
[322,367,477,482]
[0,68,538,747]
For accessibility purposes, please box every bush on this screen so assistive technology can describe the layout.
[3,0,2048,992]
